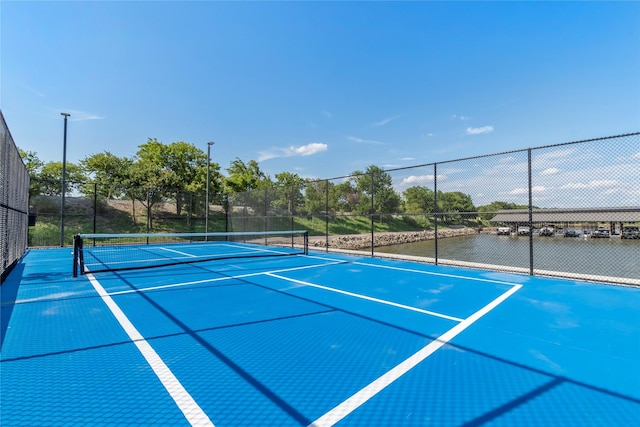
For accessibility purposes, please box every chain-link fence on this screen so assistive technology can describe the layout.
[1,110,30,283]
[27,133,639,285]
[27,184,228,247]
[226,133,640,285]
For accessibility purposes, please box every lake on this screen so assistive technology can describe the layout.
[375,233,640,282]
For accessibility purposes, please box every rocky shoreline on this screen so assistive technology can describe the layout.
[309,227,480,250]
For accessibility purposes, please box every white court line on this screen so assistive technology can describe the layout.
[85,272,214,426]
[160,247,198,257]
[267,273,464,322]
[308,282,522,427]
[354,261,521,286]
[109,260,347,296]
[86,246,290,270]
[307,254,521,286]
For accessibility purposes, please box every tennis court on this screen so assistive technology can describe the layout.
[1,233,639,426]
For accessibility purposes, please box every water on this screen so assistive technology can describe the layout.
[376,233,640,281]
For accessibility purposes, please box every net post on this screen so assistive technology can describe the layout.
[72,234,81,277]
[304,231,308,255]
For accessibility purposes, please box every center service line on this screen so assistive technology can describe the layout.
[308,283,523,427]
[266,273,464,322]
[86,272,214,426]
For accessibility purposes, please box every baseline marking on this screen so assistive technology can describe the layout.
[85,272,214,426]
[308,282,523,427]
[267,273,463,322]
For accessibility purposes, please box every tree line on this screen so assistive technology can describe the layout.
[20,138,525,220]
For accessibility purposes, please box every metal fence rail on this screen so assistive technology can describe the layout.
[1,110,30,283]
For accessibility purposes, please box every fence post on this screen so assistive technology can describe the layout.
[188,192,192,232]
[93,183,97,234]
[146,189,151,233]
[264,187,268,234]
[290,184,294,232]
[224,193,229,234]
[528,148,534,275]
[434,163,439,265]
[370,171,375,257]
[325,180,329,252]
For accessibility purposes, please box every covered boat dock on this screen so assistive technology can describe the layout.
[489,206,640,236]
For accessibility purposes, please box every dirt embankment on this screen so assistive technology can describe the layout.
[309,228,480,250]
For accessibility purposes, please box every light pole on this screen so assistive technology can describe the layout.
[205,141,215,235]
[60,113,70,247]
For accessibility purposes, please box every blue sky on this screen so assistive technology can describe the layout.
[2,0,639,189]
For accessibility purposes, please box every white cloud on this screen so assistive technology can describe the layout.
[258,142,328,161]
[541,167,560,175]
[466,125,494,135]
[452,114,470,121]
[535,148,576,160]
[499,156,516,163]
[373,115,400,127]
[64,109,105,121]
[509,185,546,195]
[560,180,617,190]
[347,136,386,145]
[399,174,447,186]
[290,142,327,156]
[321,110,332,118]
[25,83,45,97]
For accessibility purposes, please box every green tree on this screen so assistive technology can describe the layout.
[163,141,212,215]
[37,161,86,196]
[437,191,476,221]
[273,172,305,214]
[18,149,86,197]
[353,165,400,220]
[225,158,272,221]
[131,138,220,217]
[304,180,340,216]
[81,151,133,199]
[225,158,269,193]
[18,148,45,196]
[403,186,435,214]
[477,201,532,220]
[335,179,360,213]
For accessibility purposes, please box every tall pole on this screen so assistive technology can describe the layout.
[60,113,70,247]
[205,141,215,235]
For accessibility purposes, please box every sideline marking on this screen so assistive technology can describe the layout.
[307,254,522,286]
[85,272,214,426]
[308,283,522,427]
[354,260,522,286]
[267,273,464,322]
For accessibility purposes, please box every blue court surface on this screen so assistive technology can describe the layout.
[2,246,639,426]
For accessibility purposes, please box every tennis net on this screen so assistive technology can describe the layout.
[73,230,308,276]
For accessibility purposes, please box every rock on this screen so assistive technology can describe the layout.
[309,228,478,250]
